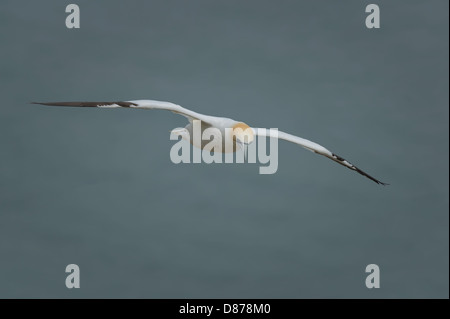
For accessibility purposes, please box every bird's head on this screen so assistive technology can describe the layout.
[232,122,254,157]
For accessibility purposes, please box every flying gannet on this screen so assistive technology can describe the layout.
[33,99,388,185]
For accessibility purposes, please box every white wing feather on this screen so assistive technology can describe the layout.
[126,100,217,124]
[252,128,387,185]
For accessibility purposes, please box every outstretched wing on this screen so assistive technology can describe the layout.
[252,128,388,185]
[32,100,216,124]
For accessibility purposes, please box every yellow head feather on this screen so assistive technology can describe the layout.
[231,122,254,144]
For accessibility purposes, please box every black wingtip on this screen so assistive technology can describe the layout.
[330,153,388,186]
[32,102,53,106]
[30,101,94,107]
[354,166,389,186]
[31,101,71,106]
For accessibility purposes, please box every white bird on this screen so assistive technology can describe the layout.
[33,99,388,185]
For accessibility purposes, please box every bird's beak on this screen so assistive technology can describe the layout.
[237,140,248,160]
[243,142,248,160]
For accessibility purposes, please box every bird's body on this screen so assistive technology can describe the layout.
[182,121,235,152]
[33,99,387,185]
